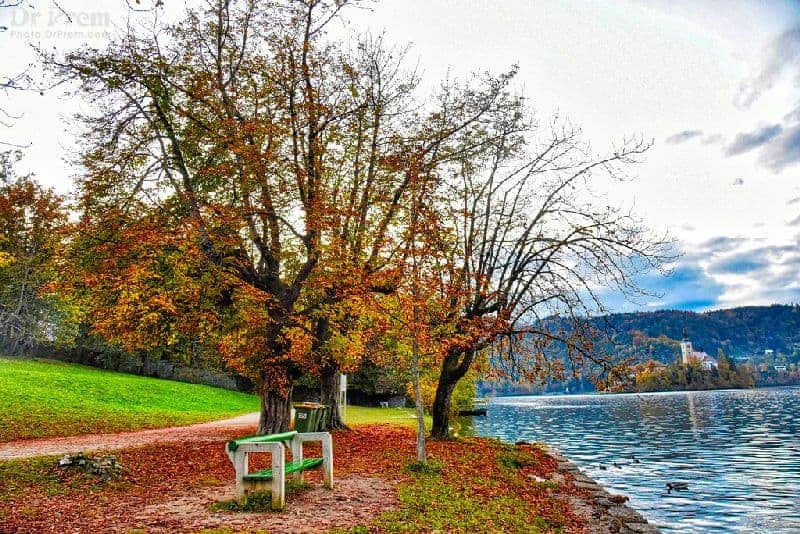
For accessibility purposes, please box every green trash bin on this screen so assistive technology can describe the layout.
[293,402,326,432]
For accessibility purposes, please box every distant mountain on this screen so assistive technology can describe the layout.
[592,304,800,362]
[481,304,800,396]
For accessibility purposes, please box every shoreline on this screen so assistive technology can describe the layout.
[538,443,661,533]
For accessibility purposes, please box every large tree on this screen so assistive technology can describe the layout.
[424,109,674,438]
[50,0,516,433]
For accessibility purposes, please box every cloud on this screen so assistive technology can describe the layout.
[758,123,800,172]
[697,236,747,254]
[650,264,727,311]
[701,134,724,145]
[785,108,800,123]
[703,243,800,307]
[598,262,726,313]
[708,250,770,275]
[599,238,800,313]
[665,129,703,144]
[736,26,800,109]
[730,27,800,172]
[725,124,783,156]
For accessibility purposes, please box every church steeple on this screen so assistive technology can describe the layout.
[679,330,693,365]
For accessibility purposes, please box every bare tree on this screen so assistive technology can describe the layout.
[424,102,675,438]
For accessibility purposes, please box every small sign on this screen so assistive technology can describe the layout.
[340,374,347,392]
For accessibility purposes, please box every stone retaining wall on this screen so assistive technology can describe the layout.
[543,445,660,534]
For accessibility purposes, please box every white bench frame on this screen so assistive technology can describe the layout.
[225,431,333,510]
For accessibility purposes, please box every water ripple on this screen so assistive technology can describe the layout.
[469,387,800,533]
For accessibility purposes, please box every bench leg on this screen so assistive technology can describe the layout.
[271,445,286,510]
[321,433,333,489]
[290,437,304,483]
[229,450,248,504]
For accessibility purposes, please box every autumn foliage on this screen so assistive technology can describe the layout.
[38,0,673,437]
[0,151,68,353]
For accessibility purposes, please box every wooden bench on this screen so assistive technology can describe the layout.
[225,430,333,510]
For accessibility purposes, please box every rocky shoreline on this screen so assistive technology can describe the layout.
[540,445,661,533]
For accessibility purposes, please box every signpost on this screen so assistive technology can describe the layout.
[339,373,347,421]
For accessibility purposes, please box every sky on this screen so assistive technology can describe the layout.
[2,0,800,314]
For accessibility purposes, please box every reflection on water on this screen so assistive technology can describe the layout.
[468,387,800,533]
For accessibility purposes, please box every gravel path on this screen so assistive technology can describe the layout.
[0,412,260,460]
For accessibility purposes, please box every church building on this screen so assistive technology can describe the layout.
[679,339,718,370]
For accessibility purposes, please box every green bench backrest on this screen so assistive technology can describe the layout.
[227,430,298,452]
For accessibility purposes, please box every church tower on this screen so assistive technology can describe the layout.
[680,340,694,364]
[679,330,693,364]
[681,328,694,365]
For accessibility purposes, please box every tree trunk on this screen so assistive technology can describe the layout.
[431,350,475,439]
[258,381,293,435]
[431,368,457,439]
[411,334,426,463]
[319,361,348,430]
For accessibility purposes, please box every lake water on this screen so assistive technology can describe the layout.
[466,387,800,533]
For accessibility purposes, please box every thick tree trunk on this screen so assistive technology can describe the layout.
[431,368,458,439]
[431,349,475,439]
[319,361,349,430]
[311,311,348,431]
[258,382,293,435]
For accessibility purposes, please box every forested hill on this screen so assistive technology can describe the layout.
[593,304,800,362]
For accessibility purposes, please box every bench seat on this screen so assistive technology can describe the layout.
[243,457,323,481]
[227,430,297,452]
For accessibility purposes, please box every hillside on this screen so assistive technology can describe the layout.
[482,304,800,396]
[0,358,260,442]
[594,304,800,362]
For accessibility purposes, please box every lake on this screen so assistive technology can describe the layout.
[467,387,800,532]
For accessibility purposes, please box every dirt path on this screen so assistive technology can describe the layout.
[129,476,397,533]
[0,412,260,460]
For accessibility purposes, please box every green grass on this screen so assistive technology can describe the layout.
[0,456,64,501]
[0,358,260,442]
[0,357,429,442]
[341,406,431,430]
[496,447,540,471]
[372,465,559,532]
[0,455,125,501]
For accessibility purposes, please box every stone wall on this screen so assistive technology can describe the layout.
[542,445,660,534]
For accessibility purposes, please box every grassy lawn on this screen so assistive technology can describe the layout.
[342,406,430,430]
[0,358,260,442]
[0,356,431,442]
